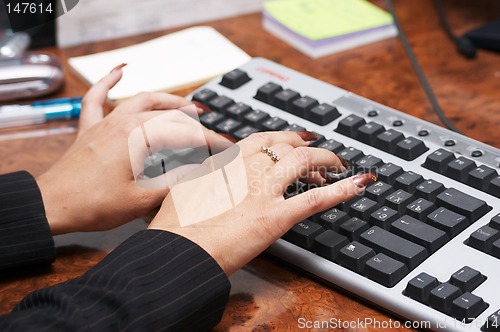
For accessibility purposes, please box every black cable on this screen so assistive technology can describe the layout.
[385,0,462,134]
[434,0,476,59]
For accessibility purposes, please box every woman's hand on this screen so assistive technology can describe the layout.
[36,65,222,235]
[148,131,377,275]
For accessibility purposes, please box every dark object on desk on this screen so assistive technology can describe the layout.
[0,53,64,102]
[464,19,500,54]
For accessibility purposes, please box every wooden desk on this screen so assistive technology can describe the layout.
[1,1,499,330]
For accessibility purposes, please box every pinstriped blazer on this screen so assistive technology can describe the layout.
[0,171,230,331]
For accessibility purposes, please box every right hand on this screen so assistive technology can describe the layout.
[149,131,377,275]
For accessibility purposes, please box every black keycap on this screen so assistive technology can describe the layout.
[488,175,500,198]
[385,189,414,214]
[349,198,379,221]
[395,137,428,161]
[318,208,349,230]
[423,149,455,173]
[215,118,243,136]
[365,182,394,204]
[370,206,399,230]
[336,241,375,273]
[483,310,500,332]
[492,239,500,258]
[199,111,225,130]
[243,109,270,129]
[337,147,364,164]
[490,213,500,230]
[354,155,384,173]
[283,124,306,132]
[446,157,477,182]
[233,125,258,140]
[254,82,283,103]
[450,292,488,322]
[220,69,251,89]
[363,253,409,287]
[284,181,307,199]
[356,122,385,145]
[308,103,340,125]
[144,158,184,178]
[272,89,301,111]
[339,217,370,241]
[336,114,366,138]
[427,207,468,238]
[436,188,490,222]
[282,220,324,250]
[406,198,436,221]
[290,96,319,118]
[390,215,448,253]
[261,116,289,131]
[192,88,218,104]
[394,171,423,193]
[336,196,361,213]
[450,266,485,293]
[414,179,445,201]
[313,230,349,261]
[317,139,345,154]
[308,132,326,147]
[377,163,404,185]
[468,165,497,191]
[405,272,439,303]
[467,225,500,252]
[225,102,252,120]
[375,129,405,153]
[360,226,428,270]
[208,95,234,113]
[428,283,462,314]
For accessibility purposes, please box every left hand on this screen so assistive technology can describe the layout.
[37,65,223,235]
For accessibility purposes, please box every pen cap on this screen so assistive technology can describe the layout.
[33,97,82,120]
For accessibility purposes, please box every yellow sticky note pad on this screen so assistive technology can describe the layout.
[264,0,394,41]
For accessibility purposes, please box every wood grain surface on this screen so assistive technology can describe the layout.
[0,0,499,331]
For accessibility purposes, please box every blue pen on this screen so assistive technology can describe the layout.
[0,97,82,129]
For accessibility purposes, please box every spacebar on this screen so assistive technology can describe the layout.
[359,226,428,270]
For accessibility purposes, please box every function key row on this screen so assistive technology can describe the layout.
[254,82,341,125]
[424,148,500,198]
[335,114,428,161]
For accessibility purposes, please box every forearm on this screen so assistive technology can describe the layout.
[0,171,55,270]
[0,230,230,331]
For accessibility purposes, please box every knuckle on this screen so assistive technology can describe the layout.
[305,188,322,209]
[291,147,312,165]
[248,132,269,146]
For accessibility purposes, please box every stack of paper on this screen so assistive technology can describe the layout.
[68,26,251,100]
[263,0,398,58]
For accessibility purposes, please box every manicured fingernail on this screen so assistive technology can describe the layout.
[338,156,350,169]
[192,101,211,113]
[296,130,318,142]
[352,172,377,188]
[110,63,127,73]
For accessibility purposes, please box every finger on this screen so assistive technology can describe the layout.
[79,64,126,133]
[271,147,346,186]
[299,171,326,186]
[238,131,311,156]
[113,92,191,115]
[257,143,294,164]
[277,173,377,228]
[138,163,201,192]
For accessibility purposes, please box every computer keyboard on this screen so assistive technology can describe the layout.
[169,58,500,331]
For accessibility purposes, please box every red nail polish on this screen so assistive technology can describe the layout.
[296,130,318,142]
[338,156,351,169]
[192,101,211,113]
[110,63,127,73]
[352,172,377,188]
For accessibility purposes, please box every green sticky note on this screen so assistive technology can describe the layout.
[264,0,394,41]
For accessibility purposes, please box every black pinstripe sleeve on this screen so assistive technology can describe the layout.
[0,171,55,270]
[0,230,231,331]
